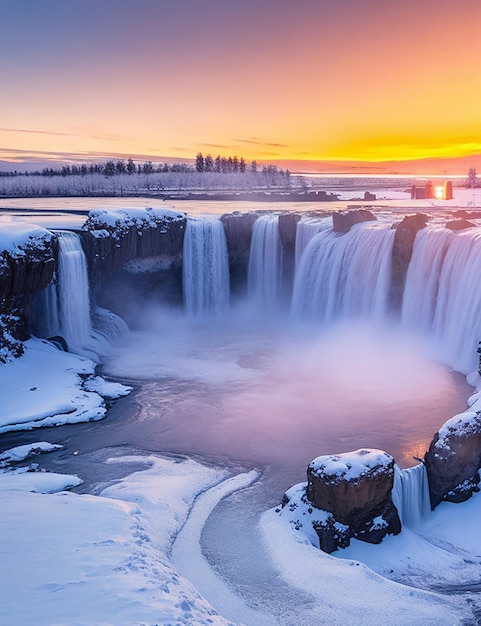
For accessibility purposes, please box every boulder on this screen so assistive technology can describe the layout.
[390,214,428,309]
[305,449,401,550]
[424,412,481,509]
[332,209,376,234]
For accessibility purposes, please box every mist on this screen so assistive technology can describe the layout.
[102,305,470,470]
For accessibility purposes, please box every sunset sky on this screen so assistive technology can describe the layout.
[1,0,481,173]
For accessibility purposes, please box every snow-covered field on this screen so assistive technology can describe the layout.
[0,338,479,624]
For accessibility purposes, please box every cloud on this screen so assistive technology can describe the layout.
[197,143,230,150]
[0,127,121,142]
[233,137,289,148]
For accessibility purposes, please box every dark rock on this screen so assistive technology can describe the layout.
[363,191,377,201]
[81,210,186,295]
[220,212,257,257]
[1,237,57,299]
[278,213,300,257]
[220,212,257,297]
[424,412,481,509]
[446,219,476,231]
[306,449,401,548]
[332,209,376,234]
[390,214,428,309]
[313,516,351,553]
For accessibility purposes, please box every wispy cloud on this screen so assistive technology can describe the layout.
[233,137,289,148]
[197,143,230,150]
[0,127,121,142]
[0,147,193,167]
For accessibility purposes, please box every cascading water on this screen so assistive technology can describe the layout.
[402,225,481,373]
[248,214,283,309]
[32,231,94,352]
[402,227,454,332]
[392,463,431,527]
[32,231,127,356]
[291,222,395,321]
[182,217,230,317]
[294,217,331,270]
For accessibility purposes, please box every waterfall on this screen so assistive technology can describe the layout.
[32,231,127,356]
[402,225,481,373]
[248,214,283,309]
[392,463,431,527]
[291,222,394,321]
[402,227,454,332]
[294,217,331,270]
[431,228,481,373]
[182,217,230,317]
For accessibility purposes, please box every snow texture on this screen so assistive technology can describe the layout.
[308,448,393,482]
[0,454,233,626]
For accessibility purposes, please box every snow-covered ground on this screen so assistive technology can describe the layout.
[0,327,480,624]
[0,337,130,433]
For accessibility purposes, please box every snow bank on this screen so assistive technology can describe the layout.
[0,337,131,433]
[0,455,233,625]
[261,504,473,624]
[0,215,53,255]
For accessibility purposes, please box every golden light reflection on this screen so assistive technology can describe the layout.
[399,439,430,469]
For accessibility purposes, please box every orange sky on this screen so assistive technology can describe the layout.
[1,0,481,172]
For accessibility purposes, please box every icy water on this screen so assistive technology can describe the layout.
[0,310,474,623]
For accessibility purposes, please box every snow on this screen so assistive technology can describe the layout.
[0,215,53,255]
[308,448,393,482]
[83,375,132,399]
[0,337,131,433]
[0,470,82,493]
[0,441,63,463]
[261,506,471,625]
[436,410,480,446]
[172,469,276,626]
[84,206,185,233]
[0,454,234,626]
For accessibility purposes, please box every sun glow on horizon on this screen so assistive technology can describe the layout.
[1,1,481,173]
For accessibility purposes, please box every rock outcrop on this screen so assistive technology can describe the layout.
[0,224,57,359]
[390,214,428,309]
[424,412,481,509]
[220,212,257,296]
[280,449,401,553]
[446,219,476,231]
[332,209,376,234]
[81,208,186,286]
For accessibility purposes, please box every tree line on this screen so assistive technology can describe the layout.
[0,154,290,179]
[195,152,290,178]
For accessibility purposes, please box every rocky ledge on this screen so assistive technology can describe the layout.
[81,207,186,285]
[0,219,57,360]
